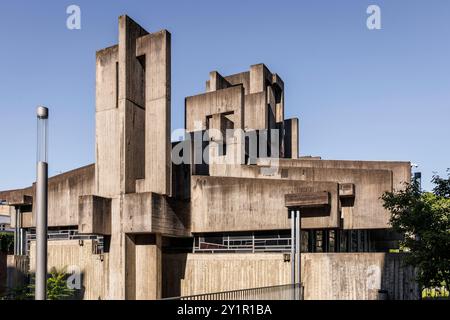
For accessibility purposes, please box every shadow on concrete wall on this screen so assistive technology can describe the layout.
[2,257,86,300]
[162,253,187,298]
[379,253,420,300]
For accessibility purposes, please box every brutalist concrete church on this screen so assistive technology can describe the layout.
[0,16,419,300]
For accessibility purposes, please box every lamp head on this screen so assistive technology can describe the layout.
[37,106,49,119]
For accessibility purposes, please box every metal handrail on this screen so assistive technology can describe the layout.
[162,283,303,300]
[194,234,292,253]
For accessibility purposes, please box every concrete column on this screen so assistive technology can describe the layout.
[135,234,162,300]
[14,207,19,255]
[125,233,162,300]
[283,118,299,159]
[124,233,136,300]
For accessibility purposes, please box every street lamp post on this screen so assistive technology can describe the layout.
[35,106,48,300]
[290,209,301,300]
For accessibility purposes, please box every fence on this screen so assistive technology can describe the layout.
[193,233,291,253]
[26,229,104,255]
[163,283,303,300]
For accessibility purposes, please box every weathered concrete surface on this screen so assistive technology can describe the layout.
[190,176,340,232]
[0,165,95,229]
[0,205,10,215]
[163,253,419,300]
[206,164,396,229]
[6,255,29,291]
[0,15,415,301]
[186,85,246,173]
[186,85,245,132]
[135,30,172,196]
[163,253,291,298]
[301,253,419,300]
[95,45,120,197]
[121,192,189,236]
[194,64,292,160]
[93,16,183,300]
[125,234,162,300]
[261,158,411,191]
[283,118,298,159]
[78,195,111,235]
[0,188,33,209]
[118,16,147,194]
[30,240,108,300]
[45,165,95,227]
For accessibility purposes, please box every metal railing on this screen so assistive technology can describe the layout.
[193,233,292,253]
[163,283,303,300]
[26,229,104,255]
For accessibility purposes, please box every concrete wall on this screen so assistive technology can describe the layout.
[210,164,395,229]
[186,85,245,132]
[0,205,9,215]
[95,44,121,197]
[163,253,419,300]
[0,165,95,229]
[93,16,178,300]
[19,165,95,228]
[269,159,411,192]
[29,240,108,300]
[163,253,291,298]
[6,255,29,291]
[120,192,189,236]
[302,253,419,300]
[135,30,172,196]
[190,175,340,232]
[125,234,162,300]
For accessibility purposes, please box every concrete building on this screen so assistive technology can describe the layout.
[0,205,12,232]
[0,16,419,300]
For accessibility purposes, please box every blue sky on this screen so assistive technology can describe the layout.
[0,0,449,191]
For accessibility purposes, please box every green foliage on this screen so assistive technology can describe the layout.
[432,169,450,198]
[382,171,450,292]
[28,267,76,300]
[0,232,14,254]
[0,285,29,300]
[46,267,76,300]
[422,286,449,299]
[2,267,76,300]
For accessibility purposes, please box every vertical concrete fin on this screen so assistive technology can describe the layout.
[284,118,299,159]
[95,45,120,197]
[118,15,149,194]
[135,30,172,196]
[209,71,230,92]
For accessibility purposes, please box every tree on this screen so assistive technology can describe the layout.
[382,170,450,292]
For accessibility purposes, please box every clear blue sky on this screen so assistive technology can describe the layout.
[0,0,449,192]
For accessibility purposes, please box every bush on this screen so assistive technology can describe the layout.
[1,267,77,300]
